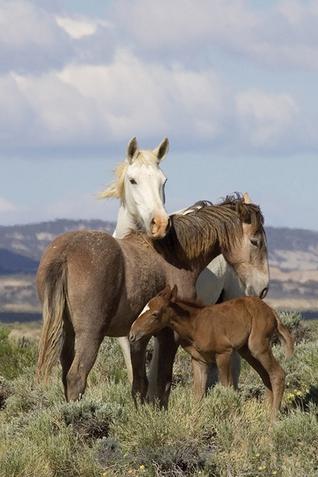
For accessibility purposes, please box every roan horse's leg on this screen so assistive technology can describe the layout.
[118,336,133,383]
[60,314,75,400]
[65,330,103,402]
[147,328,179,408]
[130,336,151,404]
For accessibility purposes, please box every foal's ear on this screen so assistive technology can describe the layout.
[170,284,178,302]
[158,285,171,298]
[153,137,169,161]
[127,137,139,164]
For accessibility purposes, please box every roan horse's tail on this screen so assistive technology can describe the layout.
[36,259,67,382]
[274,311,294,358]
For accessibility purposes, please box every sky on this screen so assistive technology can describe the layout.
[0,0,317,230]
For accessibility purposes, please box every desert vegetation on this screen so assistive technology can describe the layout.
[0,313,317,477]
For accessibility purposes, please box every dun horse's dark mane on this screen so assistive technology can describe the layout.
[157,193,264,262]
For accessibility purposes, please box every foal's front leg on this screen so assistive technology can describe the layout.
[192,359,208,400]
[215,350,233,387]
[130,336,151,405]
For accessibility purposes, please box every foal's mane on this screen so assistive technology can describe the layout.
[100,150,159,200]
[157,193,264,263]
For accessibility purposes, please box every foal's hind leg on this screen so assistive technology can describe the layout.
[249,344,285,420]
[66,331,103,401]
[238,345,274,408]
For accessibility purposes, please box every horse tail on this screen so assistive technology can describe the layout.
[274,311,294,358]
[36,259,67,382]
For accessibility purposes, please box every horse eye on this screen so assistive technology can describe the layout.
[152,311,159,319]
[129,178,137,185]
[250,238,258,247]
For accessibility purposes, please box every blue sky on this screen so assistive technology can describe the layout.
[0,0,317,229]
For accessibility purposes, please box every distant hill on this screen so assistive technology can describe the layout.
[0,219,114,261]
[0,219,317,316]
[0,249,38,275]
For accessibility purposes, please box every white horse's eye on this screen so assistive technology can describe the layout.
[129,178,137,185]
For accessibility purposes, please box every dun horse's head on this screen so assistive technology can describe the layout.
[129,286,177,342]
[222,193,269,299]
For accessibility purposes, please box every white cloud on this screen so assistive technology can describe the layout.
[0,0,316,157]
[235,90,299,147]
[0,197,16,213]
[56,16,111,39]
[0,0,74,73]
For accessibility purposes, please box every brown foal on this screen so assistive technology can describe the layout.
[129,285,294,419]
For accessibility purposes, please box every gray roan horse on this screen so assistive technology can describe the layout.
[36,195,268,404]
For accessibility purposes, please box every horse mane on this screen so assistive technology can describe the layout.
[99,150,159,201]
[157,193,264,263]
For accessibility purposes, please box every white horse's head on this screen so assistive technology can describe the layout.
[101,137,170,239]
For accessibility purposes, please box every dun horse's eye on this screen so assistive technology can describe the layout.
[129,178,137,185]
[250,238,258,247]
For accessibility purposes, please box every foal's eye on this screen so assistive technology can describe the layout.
[152,311,159,319]
[129,178,137,185]
[250,238,258,247]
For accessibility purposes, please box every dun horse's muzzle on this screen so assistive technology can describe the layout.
[128,331,136,343]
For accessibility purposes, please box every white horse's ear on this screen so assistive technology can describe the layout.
[127,137,139,164]
[153,137,169,161]
[243,192,252,204]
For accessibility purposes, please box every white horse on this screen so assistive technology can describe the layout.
[101,136,170,381]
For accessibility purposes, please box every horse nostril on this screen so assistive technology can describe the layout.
[260,287,269,299]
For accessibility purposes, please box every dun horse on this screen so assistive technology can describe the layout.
[114,195,269,391]
[36,196,267,404]
[129,285,294,420]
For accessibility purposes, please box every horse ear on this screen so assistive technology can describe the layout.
[170,284,178,302]
[127,137,139,164]
[158,285,171,297]
[153,138,169,161]
[243,192,252,204]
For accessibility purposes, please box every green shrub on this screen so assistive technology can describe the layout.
[0,326,37,380]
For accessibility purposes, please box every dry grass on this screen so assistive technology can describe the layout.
[0,314,317,477]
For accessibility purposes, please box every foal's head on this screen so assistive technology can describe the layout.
[101,137,170,239]
[129,286,177,343]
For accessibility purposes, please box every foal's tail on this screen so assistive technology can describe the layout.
[36,259,67,382]
[274,311,294,358]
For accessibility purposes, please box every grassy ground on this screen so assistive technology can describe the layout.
[0,315,317,477]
